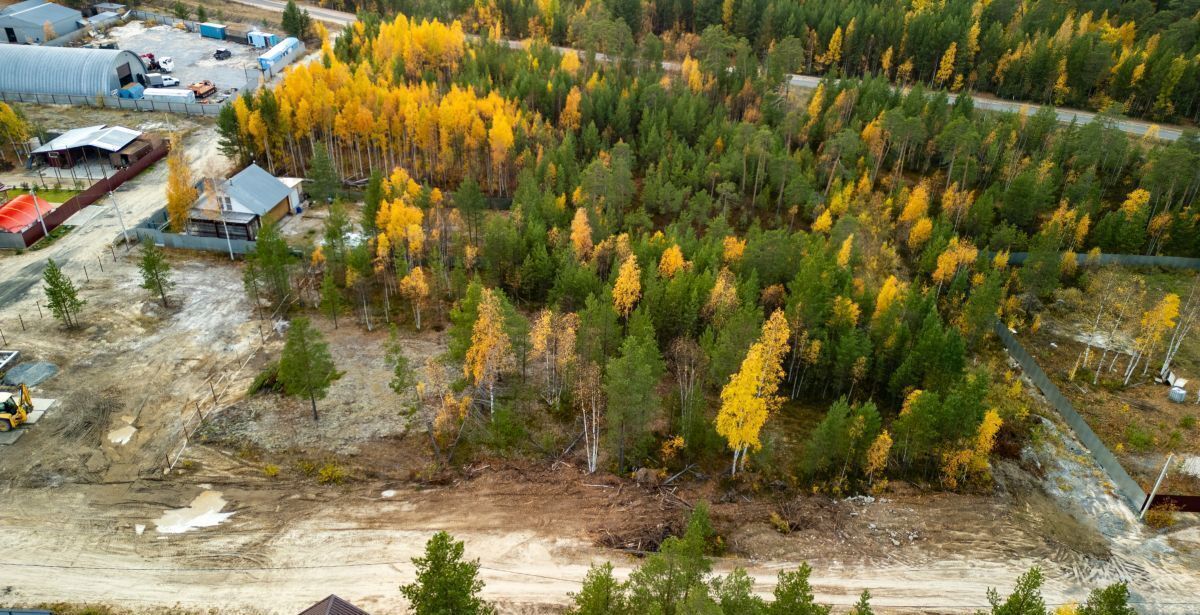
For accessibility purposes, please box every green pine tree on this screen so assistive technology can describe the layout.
[362,169,384,236]
[43,258,84,329]
[307,142,338,205]
[280,0,311,38]
[138,238,175,308]
[319,269,343,328]
[400,531,495,615]
[278,317,339,421]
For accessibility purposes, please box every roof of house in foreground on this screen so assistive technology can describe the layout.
[296,594,370,615]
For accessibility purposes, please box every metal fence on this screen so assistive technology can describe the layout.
[0,90,225,116]
[993,321,1149,510]
[132,208,257,255]
[128,9,199,31]
[134,226,256,254]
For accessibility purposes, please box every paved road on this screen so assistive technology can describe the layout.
[232,0,1188,142]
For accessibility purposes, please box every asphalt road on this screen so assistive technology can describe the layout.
[230,0,1189,142]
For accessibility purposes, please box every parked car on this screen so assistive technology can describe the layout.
[213,48,232,60]
[161,76,180,87]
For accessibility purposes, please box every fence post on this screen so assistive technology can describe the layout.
[35,301,42,318]
[18,314,24,331]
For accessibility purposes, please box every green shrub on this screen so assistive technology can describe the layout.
[1124,424,1154,452]
[483,405,527,453]
[1180,415,1196,430]
[263,463,280,478]
[247,361,281,395]
[318,462,346,484]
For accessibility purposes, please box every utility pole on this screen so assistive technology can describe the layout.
[1140,453,1174,519]
[28,185,49,239]
[108,190,131,246]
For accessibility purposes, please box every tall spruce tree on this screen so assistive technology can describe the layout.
[43,258,84,329]
[278,317,339,421]
[138,238,175,308]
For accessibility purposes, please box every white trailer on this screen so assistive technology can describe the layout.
[142,87,196,104]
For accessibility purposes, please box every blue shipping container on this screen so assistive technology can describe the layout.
[247,31,280,48]
[258,36,301,71]
[199,22,227,40]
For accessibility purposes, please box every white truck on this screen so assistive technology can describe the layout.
[146,73,180,88]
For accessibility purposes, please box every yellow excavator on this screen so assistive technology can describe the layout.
[0,384,32,432]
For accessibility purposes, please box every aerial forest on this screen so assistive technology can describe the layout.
[223,11,1200,492]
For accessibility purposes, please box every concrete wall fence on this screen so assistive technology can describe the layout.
[0,89,224,116]
[993,321,1149,510]
[132,209,255,255]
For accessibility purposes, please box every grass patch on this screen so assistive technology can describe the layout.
[28,224,73,250]
[8,187,83,202]
[1124,424,1154,452]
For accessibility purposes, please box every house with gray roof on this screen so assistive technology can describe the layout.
[0,0,81,44]
[188,163,303,240]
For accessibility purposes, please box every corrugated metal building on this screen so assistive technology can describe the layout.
[0,0,81,44]
[0,45,148,97]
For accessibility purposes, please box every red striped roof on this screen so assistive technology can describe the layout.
[0,194,52,233]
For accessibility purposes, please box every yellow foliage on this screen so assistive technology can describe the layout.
[559,51,581,75]
[864,430,892,480]
[715,310,790,463]
[706,268,739,322]
[812,209,833,234]
[899,182,930,224]
[165,134,197,233]
[828,295,861,329]
[722,235,746,262]
[464,289,514,398]
[872,275,905,322]
[1121,188,1150,215]
[560,86,582,131]
[658,244,686,278]
[681,55,704,93]
[837,234,854,268]
[934,42,957,86]
[570,207,593,260]
[613,255,641,317]
[907,217,933,250]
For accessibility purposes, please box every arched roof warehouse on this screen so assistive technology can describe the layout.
[0,46,147,97]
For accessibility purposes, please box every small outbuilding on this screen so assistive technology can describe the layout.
[0,0,81,44]
[0,45,148,97]
[29,124,143,168]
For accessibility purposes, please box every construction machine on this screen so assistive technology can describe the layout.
[0,384,32,432]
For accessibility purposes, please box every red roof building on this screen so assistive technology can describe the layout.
[0,194,52,233]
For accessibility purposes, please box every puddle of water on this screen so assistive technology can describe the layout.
[154,491,234,534]
[107,425,137,445]
[382,490,396,498]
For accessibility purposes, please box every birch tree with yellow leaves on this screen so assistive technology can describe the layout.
[716,310,790,476]
[464,288,514,417]
[613,254,641,318]
[165,134,197,233]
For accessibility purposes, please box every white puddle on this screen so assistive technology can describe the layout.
[381,490,396,498]
[107,425,137,445]
[154,491,234,534]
